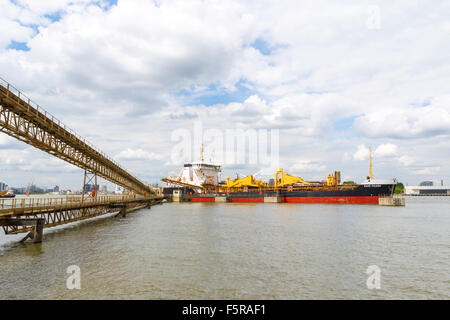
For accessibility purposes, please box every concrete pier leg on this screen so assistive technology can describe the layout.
[264,196,281,203]
[172,190,185,202]
[16,218,45,243]
[214,196,229,202]
[114,205,127,217]
[120,206,127,217]
[32,219,44,243]
[378,197,405,206]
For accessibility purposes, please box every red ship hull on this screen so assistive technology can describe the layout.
[283,196,381,204]
[190,196,384,204]
[230,197,264,203]
[190,197,215,202]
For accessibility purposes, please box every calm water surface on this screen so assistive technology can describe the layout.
[0,197,449,299]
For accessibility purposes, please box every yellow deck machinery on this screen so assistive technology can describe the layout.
[327,174,335,186]
[274,169,311,188]
[326,171,342,186]
[222,175,267,189]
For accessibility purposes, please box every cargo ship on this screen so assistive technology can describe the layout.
[161,144,221,196]
[162,147,396,204]
[0,190,15,198]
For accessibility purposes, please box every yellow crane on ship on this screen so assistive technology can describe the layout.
[222,174,267,189]
[222,169,312,190]
[274,168,311,188]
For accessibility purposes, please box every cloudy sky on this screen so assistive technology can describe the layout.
[1,0,449,190]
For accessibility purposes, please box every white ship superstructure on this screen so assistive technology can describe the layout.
[167,145,221,188]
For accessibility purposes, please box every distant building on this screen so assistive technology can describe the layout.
[83,184,99,193]
[0,182,7,191]
[101,185,107,193]
[27,184,42,193]
[404,186,450,195]
[419,181,433,186]
[12,187,26,194]
[54,185,60,192]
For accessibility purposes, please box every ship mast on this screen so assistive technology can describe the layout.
[369,147,373,180]
[200,143,204,162]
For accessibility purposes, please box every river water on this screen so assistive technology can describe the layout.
[0,197,449,299]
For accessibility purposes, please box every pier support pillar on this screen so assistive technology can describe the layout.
[0,218,45,243]
[112,204,128,217]
[119,206,127,217]
[378,197,405,206]
[173,190,183,202]
[264,196,281,203]
[214,196,229,202]
[24,219,44,243]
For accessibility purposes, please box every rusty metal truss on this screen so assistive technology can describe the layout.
[0,77,153,195]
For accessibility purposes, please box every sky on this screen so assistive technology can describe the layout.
[1,0,450,190]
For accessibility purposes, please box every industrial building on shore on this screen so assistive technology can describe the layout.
[404,181,450,195]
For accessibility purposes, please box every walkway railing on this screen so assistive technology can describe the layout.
[0,194,154,215]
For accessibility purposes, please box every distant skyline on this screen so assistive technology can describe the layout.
[1,0,450,189]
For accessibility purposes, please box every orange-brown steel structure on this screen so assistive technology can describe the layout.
[0,77,163,242]
[0,77,153,195]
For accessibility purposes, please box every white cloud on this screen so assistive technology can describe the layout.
[0,0,257,114]
[354,96,450,139]
[115,148,163,161]
[290,161,326,173]
[17,157,78,172]
[13,0,92,15]
[353,144,369,161]
[0,0,35,48]
[413,167,440,175]
[398,155,414,167]
[0,147,78,172]
[0,148,31,164]
[0,135,12,145]
[160,92,354,137]
[374,143,398,158]
[355,143,415,169]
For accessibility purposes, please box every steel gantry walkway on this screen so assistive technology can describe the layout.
[0,77,153,196]
[0,77,164,242]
